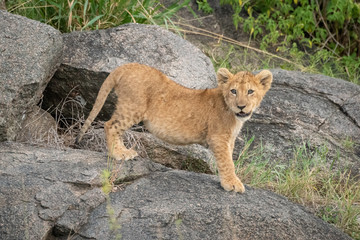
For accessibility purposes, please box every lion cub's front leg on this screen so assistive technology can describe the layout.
[209,137,245,193]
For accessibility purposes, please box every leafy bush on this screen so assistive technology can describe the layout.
[219,0,360,83]
[196,0,213,14]
[7,0,189,32]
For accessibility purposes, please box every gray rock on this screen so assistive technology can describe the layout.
[0,142,164,239]
[0,142,351,240]
[76,127,215,173]
[42,23,217,120]
[0,142,104,239]
[128,131,214,173]
[236,69,360,173]
[77,170,350,240]
[0,10,63,141]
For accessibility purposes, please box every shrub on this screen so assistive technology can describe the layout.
[219,0,360,83]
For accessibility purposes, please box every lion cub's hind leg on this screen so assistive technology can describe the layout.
[104,110,141,161]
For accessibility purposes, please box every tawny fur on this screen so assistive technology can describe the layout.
[76,63,273,193]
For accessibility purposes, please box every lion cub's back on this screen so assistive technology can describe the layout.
[112,63,174,100]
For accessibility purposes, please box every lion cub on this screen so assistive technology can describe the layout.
[76,63,272,193]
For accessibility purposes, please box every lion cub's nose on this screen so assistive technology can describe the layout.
[237,105,246,111]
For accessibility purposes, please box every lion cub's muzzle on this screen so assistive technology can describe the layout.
[235,105,252,118]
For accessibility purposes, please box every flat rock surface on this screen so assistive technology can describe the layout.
[76,170,351,240]
[0,142,107,239]
[0,142,351,240]
[0,10,62,141]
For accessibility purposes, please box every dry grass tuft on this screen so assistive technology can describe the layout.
[234,137,360,239]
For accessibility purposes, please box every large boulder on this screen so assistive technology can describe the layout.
[73,67,360,176]
[235,69,360,173]
[0,142,351,240]
[42,23,217,120]
[0,142,164,239]
[0,10,63,141]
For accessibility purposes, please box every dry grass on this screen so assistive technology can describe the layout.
[15,105,66,148]
[234,137,360,239]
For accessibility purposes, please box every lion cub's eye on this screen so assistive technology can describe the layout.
[230,89,237,95]
[248,89,254,95]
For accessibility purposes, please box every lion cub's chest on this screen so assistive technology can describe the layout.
[233,118,244,137]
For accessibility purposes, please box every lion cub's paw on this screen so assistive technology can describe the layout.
[110,148,138,161]
[221,176,245,193]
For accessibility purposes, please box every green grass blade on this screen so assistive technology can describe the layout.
[81,14,104,30]
[83,0,89,20]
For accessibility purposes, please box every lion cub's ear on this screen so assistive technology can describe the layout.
[217,68,233,84]
[256,70,273,92]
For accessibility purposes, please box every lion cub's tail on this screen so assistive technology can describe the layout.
[75,71,117,145]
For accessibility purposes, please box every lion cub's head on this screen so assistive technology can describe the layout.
[217,68,273,120]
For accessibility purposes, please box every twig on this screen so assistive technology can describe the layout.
[309,31,340,57]
[125,9,136,23]
[315,0,345,49]
[170,22,306,70]
[67,0,75,31]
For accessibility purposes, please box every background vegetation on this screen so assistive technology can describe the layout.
[7,0,188,32]
[5,0,359,238]
[7,0,359,83]
[206,0,360,83]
